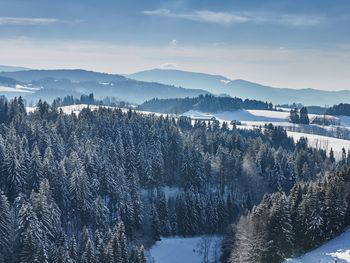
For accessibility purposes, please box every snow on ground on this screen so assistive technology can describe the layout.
[183,109,350,157]
[149,236,222,263]
[26,106,350,158]
[0,85,38,93]
[286,229,350,262]
[26,104,170,118]
[287,131,350,158]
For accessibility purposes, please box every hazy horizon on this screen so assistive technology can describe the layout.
[1,0,349,91]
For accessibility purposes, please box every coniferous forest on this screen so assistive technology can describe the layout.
[0,96,348,263]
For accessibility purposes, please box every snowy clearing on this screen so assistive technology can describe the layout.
[286,229,350,262]
[0,85,37,93]
[148,236,222,263]
[26,104,168,118]
[287,131,350,157]
[183,110,350,157]
[26,106,350,157]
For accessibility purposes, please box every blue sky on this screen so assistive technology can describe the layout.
[0,0,349,90]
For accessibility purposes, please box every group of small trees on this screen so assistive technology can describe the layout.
[289,107,310,124]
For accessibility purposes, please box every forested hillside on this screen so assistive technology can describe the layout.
[327,103,350,116]
[0,97,340,263]
[223,167,350,263]
[140,94,274,114]
[0,70,209,103]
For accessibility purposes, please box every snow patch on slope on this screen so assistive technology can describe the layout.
[286,229,350,262]
[0,84,38,93]
[149,236,222,263]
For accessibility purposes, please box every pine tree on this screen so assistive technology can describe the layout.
[17,202,48,263]
[299,107,310,125]
[151,204,161,241]
[0,193,13,262]
[28,144,43,191]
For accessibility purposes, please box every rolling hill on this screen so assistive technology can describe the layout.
[0,65,31,72]
[129,69,350,106]
[0,69,209,103]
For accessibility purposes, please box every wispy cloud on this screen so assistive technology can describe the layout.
[158,62,179,69]
[1,37,349,91]
[142,9,325,26]
[0,17,60,26]
[142,9,249,25]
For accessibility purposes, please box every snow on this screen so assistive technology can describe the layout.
[286,229,350,262]
[182,109,350,158]
[0,85,36,93]
[149,236,222,263]
[287,131,350,158]
[26,106,350,158]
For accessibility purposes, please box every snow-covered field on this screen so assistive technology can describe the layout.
[287,131,350,158]
[183,109,350,158]
[26,105,350,158]
[26,104,168,117]
[148,236,222,263]
[286,229,350,262]
[0,84,39,93]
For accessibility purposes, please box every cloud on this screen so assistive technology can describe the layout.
[158,62,179,69]
[0,17,60,26]
[171,39,178,45]
[142,9,325,26]
[143,9,248,25]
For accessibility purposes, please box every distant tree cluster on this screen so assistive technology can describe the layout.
[140,94,274,114]
[52,93,131,108]
[289,107,310,124]
[326,103,350,116]
[0,96,337,263]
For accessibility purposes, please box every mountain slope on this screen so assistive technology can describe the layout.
[0,69,209,103]
[129,69,350,106]
[129,68,231,95]
[286,229,350,262]
[0,65,31,72]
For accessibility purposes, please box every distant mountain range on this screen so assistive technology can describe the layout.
[0,65,31,72]
[129,69,350,106]
[1,67,349,106]
[0,69,209,103]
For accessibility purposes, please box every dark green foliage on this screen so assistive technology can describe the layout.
[140,94,274,114]
[327,103,350,116]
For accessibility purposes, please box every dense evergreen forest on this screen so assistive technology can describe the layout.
[140,94,274,114]
[0,96,343,263]
[223,164,350,263]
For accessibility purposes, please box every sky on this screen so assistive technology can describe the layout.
[0,0,349,90]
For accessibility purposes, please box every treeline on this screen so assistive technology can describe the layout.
[327,103,350,116]
[140,94,274,114]
[0,96,338,263]
[222,165,350,263]
[52,93,131,108]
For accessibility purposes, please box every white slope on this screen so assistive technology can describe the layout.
[182,109,350,158]
[148,236,222,263]
[26,104,167,117]
[286,229,350,262]
[25,106,350,158]
[287,131,350,158]
[0,84,38,93]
